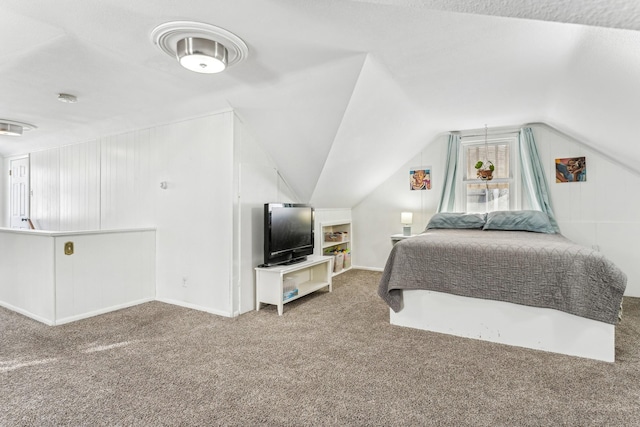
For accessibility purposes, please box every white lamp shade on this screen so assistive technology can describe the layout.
[401,212,413,224]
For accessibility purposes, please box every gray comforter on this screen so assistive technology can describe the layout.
[378,229,627,325]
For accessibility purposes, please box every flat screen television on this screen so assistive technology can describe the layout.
[263,203,314,267]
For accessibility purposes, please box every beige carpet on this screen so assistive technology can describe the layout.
[1,269,639,426]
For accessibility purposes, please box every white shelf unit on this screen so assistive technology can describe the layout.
[321,220,352,276]
[255,256,332,315]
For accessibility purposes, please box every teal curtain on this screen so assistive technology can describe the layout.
[437,133,460,212]
[519,127,560,232]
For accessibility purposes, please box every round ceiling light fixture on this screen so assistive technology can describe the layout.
[176,37,227,73]
[0,119,37,137]
[151,21,248,74]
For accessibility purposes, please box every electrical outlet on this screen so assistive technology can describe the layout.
[182,277,188,287]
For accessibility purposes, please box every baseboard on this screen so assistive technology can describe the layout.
[54,297,155,325]
[155,297,232,318]
[3,296,232,325]
[351,265,384,272]
[0,301,55,326]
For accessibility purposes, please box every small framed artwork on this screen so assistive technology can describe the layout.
[410,167,432,190]
[555,157,586,183]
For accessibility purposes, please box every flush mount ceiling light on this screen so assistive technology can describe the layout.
[151,21,248,74]
[176,37,227,73]
[0,119,37,137]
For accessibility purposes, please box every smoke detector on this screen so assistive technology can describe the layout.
[57,93,78,103]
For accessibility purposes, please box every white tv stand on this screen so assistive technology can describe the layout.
[255,256,332,315]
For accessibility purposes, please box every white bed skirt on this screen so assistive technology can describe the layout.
[390,290,615,362]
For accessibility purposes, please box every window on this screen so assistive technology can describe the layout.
[459,133,520,213]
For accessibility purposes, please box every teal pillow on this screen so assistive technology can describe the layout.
[426,213,487,230]
[483,210,556,233]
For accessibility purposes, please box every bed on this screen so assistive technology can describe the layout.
[378,211,627,362]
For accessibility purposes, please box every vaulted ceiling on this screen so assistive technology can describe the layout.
[1,1,639,207]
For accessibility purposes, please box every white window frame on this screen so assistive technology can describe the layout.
[455,132,521,213]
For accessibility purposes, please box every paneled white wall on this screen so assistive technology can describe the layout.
[30,130,158,231]
[0,228,155,325]
[0,159,5,227]
[533,125,640,297]
[353,124,639,297]
[153,113,235,316]
[2,110,291,318]
[0,231,55,324]
[353,140,445,269]
[16,111,243,317]
[59,141,100,231]
[55,230,156,324]
[30,148,60,231]
[100,129,157,229]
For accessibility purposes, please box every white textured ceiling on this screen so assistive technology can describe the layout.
[1,0,639,206]
[354,0,640,32]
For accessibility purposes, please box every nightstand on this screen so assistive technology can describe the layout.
[390,234,417,245]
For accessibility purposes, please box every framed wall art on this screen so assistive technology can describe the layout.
[556,157,586,183]
[410,167,432,190]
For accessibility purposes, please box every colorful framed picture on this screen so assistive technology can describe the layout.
[410,167,432,190]
[555,157,586,183]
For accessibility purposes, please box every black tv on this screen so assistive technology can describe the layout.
[263,203,314,267]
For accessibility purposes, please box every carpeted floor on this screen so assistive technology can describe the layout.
[1,269,639,426]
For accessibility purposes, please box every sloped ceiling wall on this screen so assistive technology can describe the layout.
[304,2,640,206]
[310,55,431,208]
[308,3,640,206]
[1,0,639,208]
[231,54,367,202]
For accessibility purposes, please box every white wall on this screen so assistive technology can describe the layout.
[54,230,156,325]
[31,148,60,231]
[28,130,157,232]
[0,231,55,324]
[7,111,245,317]
[2,110,294,318]
[0,228,155,325]
[59,141,101,231]
[153,113,235,316]
[534,124,640,297]
[28,142,101,231]
[0,158,4,227]
[235,115,298,315]
[354,124,640,297]
[353,140,446,269]
[100,129,157,229]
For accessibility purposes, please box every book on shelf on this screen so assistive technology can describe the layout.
[283,289,299,300]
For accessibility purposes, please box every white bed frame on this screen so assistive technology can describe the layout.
[390,289,615,362]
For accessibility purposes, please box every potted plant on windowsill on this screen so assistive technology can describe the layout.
[475,160,494,180]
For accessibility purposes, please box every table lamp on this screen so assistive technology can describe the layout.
[401,212,413,236]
